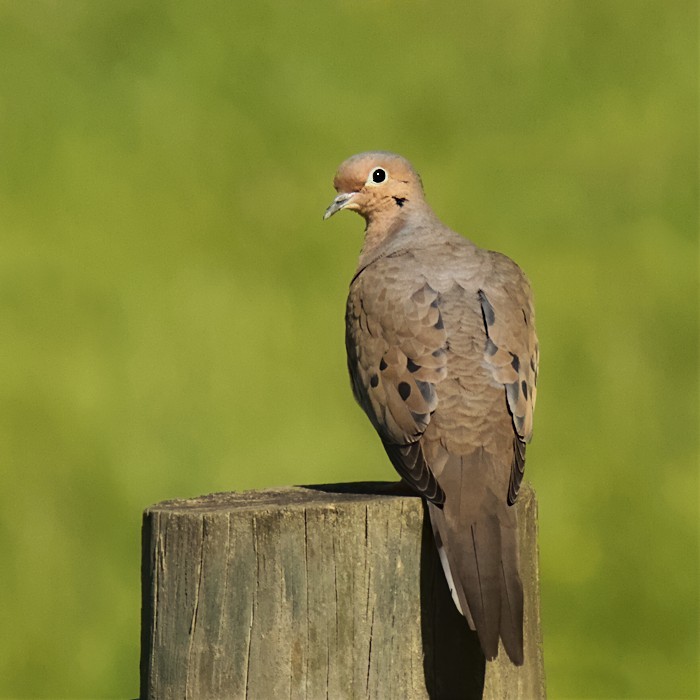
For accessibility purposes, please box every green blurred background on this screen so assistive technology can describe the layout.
[0,1,697,697]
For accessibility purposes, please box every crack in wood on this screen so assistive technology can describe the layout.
[244,516,258,699]
[185,517,206,696]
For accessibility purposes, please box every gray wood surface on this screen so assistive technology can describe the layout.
[140,482,545,699]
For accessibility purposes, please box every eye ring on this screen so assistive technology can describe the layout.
[367,167,388,185]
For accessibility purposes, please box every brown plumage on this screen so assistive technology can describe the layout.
[325,152,539,665]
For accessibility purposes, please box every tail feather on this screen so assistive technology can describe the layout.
[468,516,502,660]
[427,451,524,665]
[428,503,474,628]
[498,521,524,665]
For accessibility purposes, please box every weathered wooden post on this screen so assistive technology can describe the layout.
[140,482,545,699]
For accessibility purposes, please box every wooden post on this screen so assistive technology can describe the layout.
[140,482,545,699]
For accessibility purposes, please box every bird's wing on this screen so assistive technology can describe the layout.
[477,252,539,504]
[346,253,448,503]
[415,246,537,666]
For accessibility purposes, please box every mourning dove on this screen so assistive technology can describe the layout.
[324,152,539,665]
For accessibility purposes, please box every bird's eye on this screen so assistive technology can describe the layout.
[370,167,387,184]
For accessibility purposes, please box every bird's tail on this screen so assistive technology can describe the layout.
[428,474,524,665]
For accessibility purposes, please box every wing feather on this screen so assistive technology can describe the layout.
[477,257,539,503]
[346,269,448,503]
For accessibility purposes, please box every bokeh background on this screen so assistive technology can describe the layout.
[1,1,697,697]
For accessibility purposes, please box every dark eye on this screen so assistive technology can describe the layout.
[371,168,387,184]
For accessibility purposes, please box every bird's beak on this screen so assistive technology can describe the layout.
[323,192,356,220]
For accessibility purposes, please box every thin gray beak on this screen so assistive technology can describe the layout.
[323,192,356,220]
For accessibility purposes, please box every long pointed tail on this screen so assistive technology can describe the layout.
[428,495,523,665]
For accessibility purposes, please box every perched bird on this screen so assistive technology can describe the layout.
[324,152,539,665]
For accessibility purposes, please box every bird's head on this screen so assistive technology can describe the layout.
[323,152,425,224]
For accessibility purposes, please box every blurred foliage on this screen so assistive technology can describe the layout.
[0,0,697,697]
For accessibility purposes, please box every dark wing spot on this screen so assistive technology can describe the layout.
[393,196,407,207]
[407,358,421,373]
[478,290,495,327]
[398,382,411,400]
[379,358,388,371]
[432,348,445,358]
[370,374,379,388]
[415,380,434,403]
[510,354,520,372]
[434,312,444,330]
[521,380,528,399]
[485,338,498,356]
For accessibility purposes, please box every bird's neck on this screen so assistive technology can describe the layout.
[357,205,440,271]
[357,218,398,269]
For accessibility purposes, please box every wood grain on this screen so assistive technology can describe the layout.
[140,482,545,699]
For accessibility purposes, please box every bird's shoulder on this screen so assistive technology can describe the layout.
[351,224,472,293]
[349,222,535,333]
